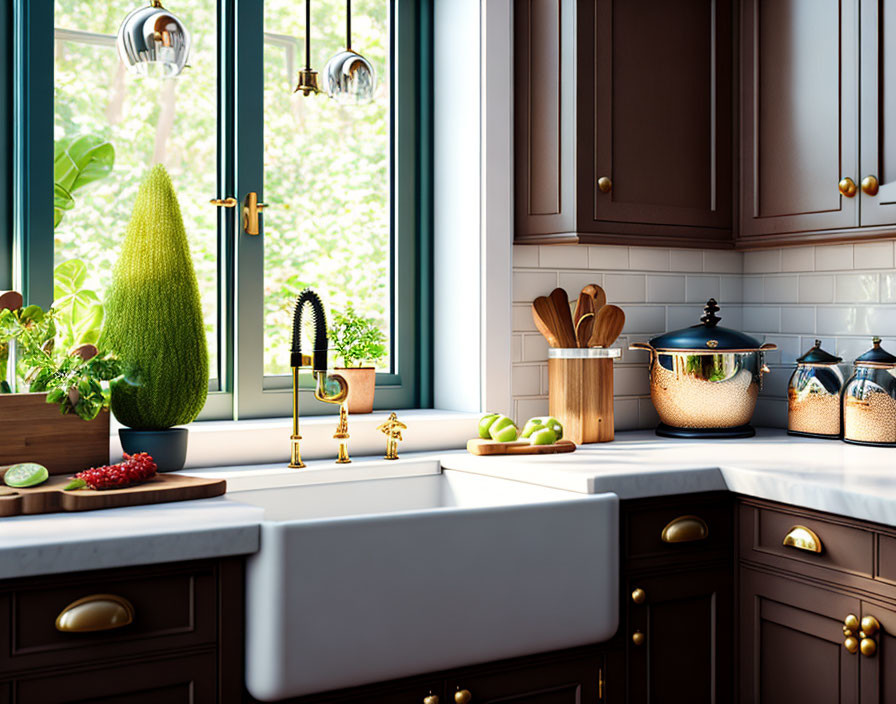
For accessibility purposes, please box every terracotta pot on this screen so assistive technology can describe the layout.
[335,367,376,414]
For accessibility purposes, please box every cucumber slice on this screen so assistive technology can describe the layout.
[4,462,49,488]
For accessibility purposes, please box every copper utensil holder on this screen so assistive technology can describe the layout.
[548,348,621,444]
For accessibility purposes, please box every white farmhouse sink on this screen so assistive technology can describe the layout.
[236,470,618,701]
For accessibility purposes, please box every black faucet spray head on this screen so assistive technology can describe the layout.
[291,289,328,372]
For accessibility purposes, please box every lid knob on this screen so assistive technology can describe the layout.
[700,299,721,328]
[873,336,882,347]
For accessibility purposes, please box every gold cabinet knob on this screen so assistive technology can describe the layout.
[55,594,135,633]
[209,197,237,207]
[454,689,472,704]
[597,176,613,193]
[861,175,880,196]
[632,630,645,646]
[861,615,880,637]
[844,614,860,631]
[631,588,647,604]
[838,177,858,197]
[424,694,440,704]
[860,638,877,657]
[844,636,859,653]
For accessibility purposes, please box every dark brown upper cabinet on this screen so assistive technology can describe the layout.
[514,0,735,248]
[739,0,896,246]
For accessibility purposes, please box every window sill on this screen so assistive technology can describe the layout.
[109,409,478,469]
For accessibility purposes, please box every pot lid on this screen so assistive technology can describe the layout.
[648,299,763,351]
[797,339,841,364]
[855,337,896,365]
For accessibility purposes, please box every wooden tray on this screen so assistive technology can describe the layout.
[0,472,227,517]
[466,439,576,456]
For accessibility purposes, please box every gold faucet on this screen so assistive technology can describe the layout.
[289,290,349,468]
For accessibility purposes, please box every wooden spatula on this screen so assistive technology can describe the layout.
[548,288,577,348]
[573,290,594,328]
[531,296,562,348]
[582,283,607,312]
[589,304,625,348]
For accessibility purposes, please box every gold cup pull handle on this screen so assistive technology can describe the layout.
[782,525,823,553]
[55,594,135,633]
[839,177,858,197]
[862,175,880,196]
[661,515,708,543]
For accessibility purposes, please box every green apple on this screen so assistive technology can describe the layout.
[478,412,500,439]
[530,427,558,445]
[488,414,519,442]
[521,416,564,441]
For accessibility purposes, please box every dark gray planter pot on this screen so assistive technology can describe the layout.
[118,427,188,473]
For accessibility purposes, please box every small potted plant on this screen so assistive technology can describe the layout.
[328,308,387,414]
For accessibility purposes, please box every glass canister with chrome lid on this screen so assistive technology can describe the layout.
[843,337,896,446]
[787,340,844,439]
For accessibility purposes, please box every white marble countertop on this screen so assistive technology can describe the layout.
[439,428,896,527]
[0,496,263,580]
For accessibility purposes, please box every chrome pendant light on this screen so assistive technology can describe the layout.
[295,0,321,95]
[117,0,191,78]
[324,0,377,105]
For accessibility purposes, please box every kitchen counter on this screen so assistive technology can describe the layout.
[439,428,896,527]
[0,496,263,580]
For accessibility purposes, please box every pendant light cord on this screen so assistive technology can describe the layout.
[346,0,352,51]
[305,0,312,70]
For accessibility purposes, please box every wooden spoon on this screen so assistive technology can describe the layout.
[589,304,625,348]
[581,283,607,312]
[531,297,562,348]
[548,288,577,348]
[573,290,594,329]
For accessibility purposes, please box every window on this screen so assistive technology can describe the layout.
[11,0,430,419]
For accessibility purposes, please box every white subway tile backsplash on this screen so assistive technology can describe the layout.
[853,241,895,270]
[703,249,743,274]
[589,245,629,270]
[763,275,799,303]
[513,271,557,302]
[686,275,721,303]
[670,249,704,272]
[647,275,686,303]
[622,306,667,334]
[539,245,585,269]
[512,365,541,397]
[605,273,646,302]
[815,244,854,271]
[745,249,781,274]
[781,306,815,334]
[798,275,834,303]
[629,247,671,271]
[781,246,815,272]
[834,273,879,303]
[512,240,896,433]
[512,245,539,268]
[743,305,781,333]
[521,334,549,362]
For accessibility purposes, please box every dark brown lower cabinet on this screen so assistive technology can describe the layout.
[739,566,860,703]
[627,565,733,704]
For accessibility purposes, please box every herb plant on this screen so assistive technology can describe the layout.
[328,308,387,368]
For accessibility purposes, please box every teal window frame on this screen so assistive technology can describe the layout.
[5,0,432,420]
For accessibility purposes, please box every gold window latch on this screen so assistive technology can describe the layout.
[242,192,267,235]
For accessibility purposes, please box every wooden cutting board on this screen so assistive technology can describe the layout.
[0,472,227,517]
[466,439,576,456]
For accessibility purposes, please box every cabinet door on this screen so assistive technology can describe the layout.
[587,0,733,237]
[740,0,860,239]
[859,0,896,226]
[448,654,603,703]
[626,566,732,704]
[859,600,896,704]
[739,567,860,704]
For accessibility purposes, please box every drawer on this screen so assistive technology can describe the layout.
[738,502,874,579]
[0,562,217,675]
[624,493,733,563]
[880,534,896,585]
[12,650,216,704]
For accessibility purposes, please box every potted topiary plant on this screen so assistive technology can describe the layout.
[328,308,387,414]
[100,164,208,471]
